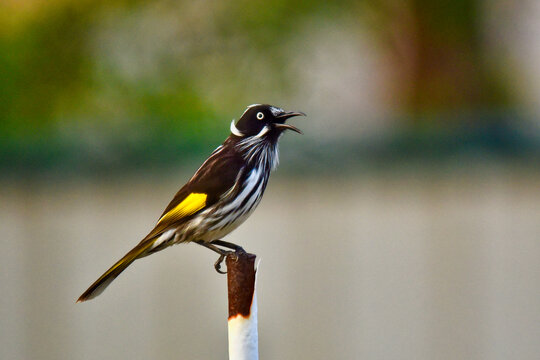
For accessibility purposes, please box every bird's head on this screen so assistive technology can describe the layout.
[230,104,305,141]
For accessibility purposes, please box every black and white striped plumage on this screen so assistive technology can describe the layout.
[78,104,304,302]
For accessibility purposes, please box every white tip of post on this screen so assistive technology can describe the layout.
[228,294,258,360]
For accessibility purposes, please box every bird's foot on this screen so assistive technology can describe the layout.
[214,253,228,274]
[195,240,245,274]
[214,248,247,274]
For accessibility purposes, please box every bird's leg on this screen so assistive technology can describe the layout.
[194,240,232,274]
[211,239,245,253]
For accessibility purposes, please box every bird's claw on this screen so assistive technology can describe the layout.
[214,254,227,274]
[214,248,246,274]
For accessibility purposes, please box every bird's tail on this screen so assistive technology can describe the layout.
[77,239,156,303]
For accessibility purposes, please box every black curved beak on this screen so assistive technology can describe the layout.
[276,111,306,120]
[275,111,306,134]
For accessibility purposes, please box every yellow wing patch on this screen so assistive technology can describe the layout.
[157,193,207,226]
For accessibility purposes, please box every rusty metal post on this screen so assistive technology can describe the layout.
[226,252,258,360]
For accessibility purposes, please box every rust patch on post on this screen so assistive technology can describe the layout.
[226,252,256,320]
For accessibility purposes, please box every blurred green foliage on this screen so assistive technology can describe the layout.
[0,0,534,175]
[0,0,348,137]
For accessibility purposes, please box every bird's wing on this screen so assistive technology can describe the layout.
[142,147,244,241]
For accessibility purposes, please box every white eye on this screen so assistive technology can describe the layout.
[256,112,264,120]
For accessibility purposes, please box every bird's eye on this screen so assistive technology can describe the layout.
[256,112,264,120]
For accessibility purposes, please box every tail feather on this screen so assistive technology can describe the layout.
[77,239,156,303]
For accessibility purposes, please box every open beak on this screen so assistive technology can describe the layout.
[274,123,303,134]
[274,111,306,134]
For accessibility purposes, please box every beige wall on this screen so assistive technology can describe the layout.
[1,171,540,359]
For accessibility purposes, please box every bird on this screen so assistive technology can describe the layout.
[77,104,305,302]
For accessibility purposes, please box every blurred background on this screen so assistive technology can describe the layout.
[1,0,540,359]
